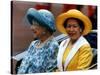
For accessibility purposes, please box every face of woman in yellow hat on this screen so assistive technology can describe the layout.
[64,18,83,42]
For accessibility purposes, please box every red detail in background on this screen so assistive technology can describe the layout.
[35,3,51,10]
[88,6,96,17]
[63,4,77,12]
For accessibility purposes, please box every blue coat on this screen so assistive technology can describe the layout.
[17,38,59,74]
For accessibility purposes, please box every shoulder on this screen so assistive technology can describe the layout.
[46,38,59,54]
[79,44,91,50]
[79,44,93,55]
[50,38,59,47]
[79,36,91,51]
[27,40,39,51]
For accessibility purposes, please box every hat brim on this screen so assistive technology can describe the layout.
[56,9,92,35]
[26,8,55,32]
[27,8,46,26]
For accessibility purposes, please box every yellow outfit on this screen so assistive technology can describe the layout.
[56,9,93,71]
[62,44,93,71]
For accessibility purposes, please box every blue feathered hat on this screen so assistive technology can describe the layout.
[26,8,56,32]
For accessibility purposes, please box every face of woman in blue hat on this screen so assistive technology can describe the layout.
[30,21,47,39]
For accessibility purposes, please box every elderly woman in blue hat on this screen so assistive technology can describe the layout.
[17,8,59,74]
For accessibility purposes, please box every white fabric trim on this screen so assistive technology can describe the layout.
[57,36,89,71]
[57,38,70,71]
[12,50,28,61]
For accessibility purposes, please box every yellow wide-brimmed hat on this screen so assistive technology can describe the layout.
[56,9,92,35]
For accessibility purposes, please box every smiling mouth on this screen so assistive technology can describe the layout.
[68,33,75,36]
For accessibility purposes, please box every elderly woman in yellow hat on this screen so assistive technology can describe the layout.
[56,9,93,71]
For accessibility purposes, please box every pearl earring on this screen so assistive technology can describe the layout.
[80,29,82,32]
